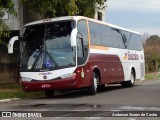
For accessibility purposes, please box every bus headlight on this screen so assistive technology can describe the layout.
[21,77,32,82]
[60,73,76,79]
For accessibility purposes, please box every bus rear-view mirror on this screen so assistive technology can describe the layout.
[71,28,77,46]
[8,36,19,54]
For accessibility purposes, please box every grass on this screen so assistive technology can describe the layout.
[0,84,44,100]
[145,73,160,80]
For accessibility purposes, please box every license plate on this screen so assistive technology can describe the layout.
[41,84,51,88]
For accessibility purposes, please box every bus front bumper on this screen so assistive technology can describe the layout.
[21,78,78,92]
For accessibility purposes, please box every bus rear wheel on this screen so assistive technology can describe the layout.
[44,90,55,98]
[88,72,99,95]
[121,71,135,87]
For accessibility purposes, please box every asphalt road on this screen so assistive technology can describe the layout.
[0,79,160,120]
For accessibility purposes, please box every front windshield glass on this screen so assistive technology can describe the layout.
[21,20,76,70]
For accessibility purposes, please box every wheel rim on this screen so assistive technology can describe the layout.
[131,73,134,84]
[93,74,98,91]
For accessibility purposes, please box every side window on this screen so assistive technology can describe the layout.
[89,22,101,45]
[121,34,128,48]
[130,34,137,50]
[124,32,143,51]
[77,20,89,65]
[100,25,113,47]
[121,31,132,49]
[137,35,143,50]
[111,28,124,48]
[77,33,84,57]
[134,34,143,50]
[101,26,126,49]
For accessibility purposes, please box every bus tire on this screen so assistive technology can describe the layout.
[121,71,135,87]
[98,84,105,89]
[44,90,55,98]
[88,72,99,95]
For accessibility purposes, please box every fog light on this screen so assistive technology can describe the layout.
[21,77,32,82]
[60,73,76,79]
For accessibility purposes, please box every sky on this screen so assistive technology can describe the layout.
[105,0,160,36]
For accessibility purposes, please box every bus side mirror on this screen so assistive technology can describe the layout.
[71,28,77,46]
[8,36,19,54]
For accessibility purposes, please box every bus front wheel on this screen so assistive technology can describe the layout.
[44,90,55,98]
[88,72,99,95]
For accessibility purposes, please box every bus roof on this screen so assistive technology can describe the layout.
[24,16,141,35]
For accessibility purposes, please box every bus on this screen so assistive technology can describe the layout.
[8,16,145,97]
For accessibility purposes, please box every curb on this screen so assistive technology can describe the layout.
[0,98,20,102]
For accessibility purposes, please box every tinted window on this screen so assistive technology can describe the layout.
[121,31,132,49]
[100,25,112,47]
[130,34,137,50]
[111,28,125,48]
[77,20,89,65]
[78,20,88,48]
[89,22,101,45]
[88,21,143,51]
[21,20,76,70]
[121,31,143,51]
[131,34,143,50]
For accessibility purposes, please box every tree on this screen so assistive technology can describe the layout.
[144,35,160,73]
[0,0,16,45]
[76,0,106,18]
[23,0,106,18]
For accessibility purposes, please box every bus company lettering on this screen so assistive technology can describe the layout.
[128,53,139,60]
[39,72,52,76]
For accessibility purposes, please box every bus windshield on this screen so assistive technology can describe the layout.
[21,20,76,70]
